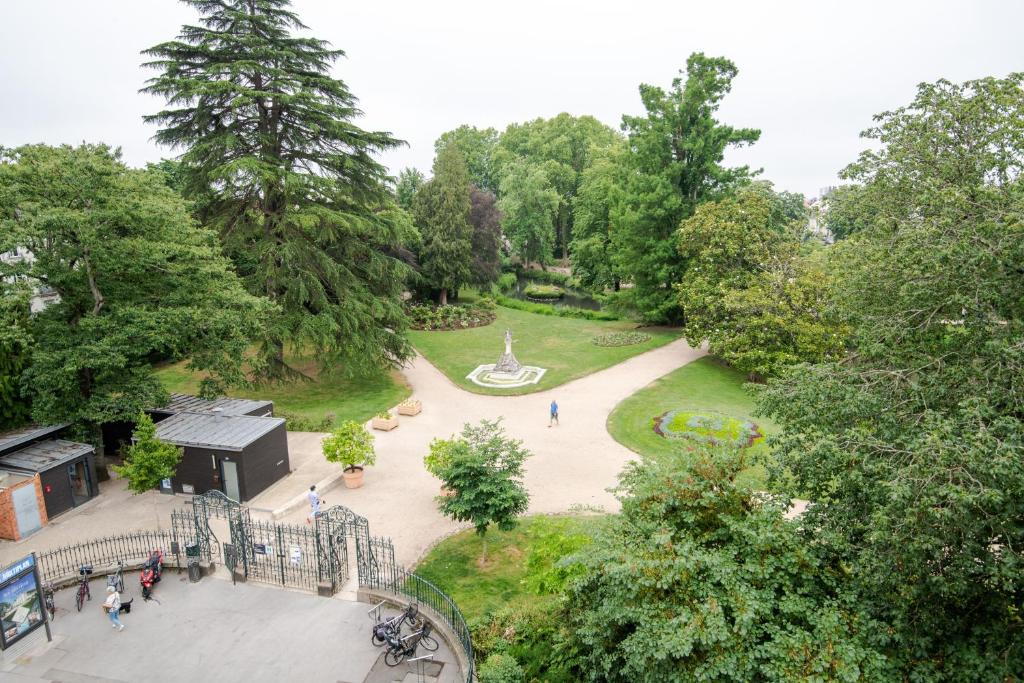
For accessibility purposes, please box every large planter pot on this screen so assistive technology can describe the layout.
[397,400,422,417]
[343,467,365,489]
[372,415,399,431]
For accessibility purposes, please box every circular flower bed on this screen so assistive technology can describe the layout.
[407,302,496,331]
[523,283,564,301]
[652,410,762,448]
[592,331,652,347]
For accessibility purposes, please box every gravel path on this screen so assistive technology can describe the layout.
[277,337,707,566]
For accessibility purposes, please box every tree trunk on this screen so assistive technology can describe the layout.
[614,278,621,292]
[479,533,487,565]
[438,288,448,306]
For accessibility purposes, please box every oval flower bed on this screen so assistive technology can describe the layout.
[652,410,762,448]
[407,302,496,331]
[522,283,564,301]
[592,331,652,347]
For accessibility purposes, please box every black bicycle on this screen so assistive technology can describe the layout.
[75,564,93,612]
[42,581,55,621]
[371,603,419,647]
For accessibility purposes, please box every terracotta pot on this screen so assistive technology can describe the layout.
[343,467,364,489]
[372,416,399,431]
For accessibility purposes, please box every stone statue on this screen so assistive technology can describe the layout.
[494,328,523,375]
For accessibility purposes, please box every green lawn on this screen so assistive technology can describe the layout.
[607,357,777,488]
[414,515,601,621]
[154,356,410,429]
[408,306,680,395]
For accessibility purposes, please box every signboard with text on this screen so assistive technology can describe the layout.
[0,555,44,650]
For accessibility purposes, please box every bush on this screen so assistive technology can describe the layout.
[494,272,518,293]
[279,411,336,432]
[478,653,525,683]
[494,295,620,321]
[523,517,592,595]
[591,331,652,347]
[516,268,570,286]
[407,302,496,331]
[523,283,564,300]
[471,604,577,683]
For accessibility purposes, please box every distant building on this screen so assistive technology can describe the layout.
[0,247,60,313]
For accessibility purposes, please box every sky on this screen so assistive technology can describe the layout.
[1,0,1021,198]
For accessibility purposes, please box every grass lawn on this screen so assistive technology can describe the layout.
[154,355,410,429]
[414,515,601,621]
[408,306,680,395]
[607,357,777,488]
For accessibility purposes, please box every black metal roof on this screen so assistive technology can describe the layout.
[154,412,285,452]
[151,393,273,417]
[0,439,94,472]
[0,424,70,457]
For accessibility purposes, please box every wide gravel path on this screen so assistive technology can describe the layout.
[278,338,706,565]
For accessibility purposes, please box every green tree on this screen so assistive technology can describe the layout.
[413,145,473,304]
[676,188,845,378]
[434,419,530,563]
[569,149,626,291]
[759,74,1024,678]
[469,187,502,289]
[394,167,425,210]
[612,53,761,323]
[0,144,269,458]
[142,0,410,378]
[821,184,871,240]
[0,287,31,429]
[435,125,500,193]
[321,420,376,472]
[498,162,560,268]
[113,413,183,494]
[565,450,886,682]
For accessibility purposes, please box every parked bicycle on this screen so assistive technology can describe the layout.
[75,564,93,612]
[370,602,439,653]
[107,559,125,593]
[383,623,438,666]
[42,581,55,621]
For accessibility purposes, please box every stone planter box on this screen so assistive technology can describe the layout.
[372,415,399,431]
[397,400,422,416]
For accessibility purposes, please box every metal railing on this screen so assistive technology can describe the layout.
[364,561,475,683]
[36,530,180,582]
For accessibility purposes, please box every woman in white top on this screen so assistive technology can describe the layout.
[103,586,125,631]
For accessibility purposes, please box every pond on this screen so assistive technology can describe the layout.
[508,277,603,311]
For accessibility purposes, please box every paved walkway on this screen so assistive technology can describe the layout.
[1,573,462,683]
[272,338,706,565]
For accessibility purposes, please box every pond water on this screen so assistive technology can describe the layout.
[508,277,603,311]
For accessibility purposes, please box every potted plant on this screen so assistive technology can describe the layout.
[372,410,399,431]
[322,421,377,489]
[397,398,422,416]
[424,437,460,496]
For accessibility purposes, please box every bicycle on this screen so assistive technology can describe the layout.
[75,564,93,612]
[42,581,55,621]
[371,603,419,647]
[107,560,125,593]
[384,627,427,667]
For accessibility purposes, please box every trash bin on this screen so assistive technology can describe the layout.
[187,561,202,583]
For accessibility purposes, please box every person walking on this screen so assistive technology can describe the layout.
[103,586,124,631]
[549,399,559,427]
[307,484,321,523]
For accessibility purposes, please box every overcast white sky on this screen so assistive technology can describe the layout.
[2,0,1021,197]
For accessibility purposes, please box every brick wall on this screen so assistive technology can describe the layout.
[0,473,48,541]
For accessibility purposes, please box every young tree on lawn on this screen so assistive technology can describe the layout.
[498,162,560,268]
[565,449,886,682]
[612,53,761,323]
[468,187,502,289]
[413,145,474,304]
[434,419,530,564]
[394,167,425,210]
[143,0,411,378]
[114,413,183,494]
[0,144,269,460]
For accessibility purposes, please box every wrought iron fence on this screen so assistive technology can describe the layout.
[364,561,475,683]
[37,530,179,582]
[241,517,321,591]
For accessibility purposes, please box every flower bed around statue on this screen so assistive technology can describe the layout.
[407,302,496,331]
[592,331,652,347]
[652,410,762,448]
[522,283,564,301]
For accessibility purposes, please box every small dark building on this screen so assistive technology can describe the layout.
[0,425,98,519]
[154,412,289,502]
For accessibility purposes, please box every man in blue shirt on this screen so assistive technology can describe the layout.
[549,400,559,427]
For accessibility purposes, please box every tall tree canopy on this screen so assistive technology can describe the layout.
[435,125,500,193]
[412,145,473,304]
[468,187,502,289]
[0,144,269,454]
[498,162,560,268]
[759,74,1024,678]
[612,53,760,323]
[142,0,411,377]
[570,146,627,291]
[394,167,425,210]
[0,287,31,429]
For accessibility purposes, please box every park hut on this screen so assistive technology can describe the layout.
[153,410,289,502]
[0,424,97,520]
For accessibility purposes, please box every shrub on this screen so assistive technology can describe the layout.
[322,420,376,471]
[478,653,525,683]
[523,283,564,300]
[591,331,652,347]
[523,517,592,595]
[471,604,577,683]
[494,272,518,293]
[407,302,496,331]
[516,268,570,286]
[280,411,336,432]
[494,295,620,321]
[374,410,393,420]
[424,436,457,478]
